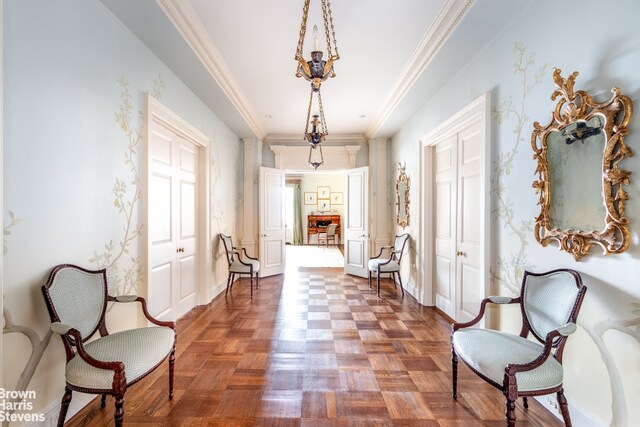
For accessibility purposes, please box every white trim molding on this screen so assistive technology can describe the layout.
[269,145,362,171]
[143,94,213,307]
[366,0,475,138]
[264,133,368,146]
[156,0,264,139]
[418,92,490,309]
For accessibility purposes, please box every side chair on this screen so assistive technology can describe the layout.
[318,223,338,246]
[41,264,176,427]
[220,233,260,298]
[451,269,586,426]
[367,233,410,296]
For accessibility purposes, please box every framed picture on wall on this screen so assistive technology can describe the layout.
[304,192,317,205]
[317,186,330,199]
[317,199,330,212]
[330,192,343,205]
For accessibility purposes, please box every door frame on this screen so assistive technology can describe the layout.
[418,92,491,313]
[143,94,212,308]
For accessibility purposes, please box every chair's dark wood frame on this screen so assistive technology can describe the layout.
[220,233,260,298]
[368,233,410,297]
[451,269,587,426]
[41,264,176,427]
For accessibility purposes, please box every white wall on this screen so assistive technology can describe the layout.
[391,0,640,425]
[3,0,242,421]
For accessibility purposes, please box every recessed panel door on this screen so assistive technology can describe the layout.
[259,167,286,277]
[344,167,369,278]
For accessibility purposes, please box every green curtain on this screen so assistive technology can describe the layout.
[292,183,303,245]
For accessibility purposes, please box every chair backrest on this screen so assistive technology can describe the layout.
[219,233,234,265]
[326,224,338,236]
[521,269,585,343]
[41,264,107,343]
[392,233,410,262]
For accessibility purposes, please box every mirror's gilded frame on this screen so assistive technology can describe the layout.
[531,68,633,260]
[396,163,410,229]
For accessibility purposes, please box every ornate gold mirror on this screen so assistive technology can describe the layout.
[531,68,633,260]
[396,163,410,229]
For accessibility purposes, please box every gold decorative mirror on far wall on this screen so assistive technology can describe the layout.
[531,68,633,260]
[396,163,410,229]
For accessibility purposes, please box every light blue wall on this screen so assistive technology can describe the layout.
[392,1,640,425]
[3,0,242,416]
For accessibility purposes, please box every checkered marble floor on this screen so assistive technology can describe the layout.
[67,268,562,426]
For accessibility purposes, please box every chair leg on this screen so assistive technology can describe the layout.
[396,271,404,296]
[451,348,458,400]
[57,386,73,427]
[169,344,176,400]
[504,375,518,427]
[225,273,232,296]
[114,395,125,427]
[523,396,529,409]
[256,273,260,289]
[557,389,572,426]
[100,394,107,408]
[505,396,516,427]
[376,270,381,297]
[368,271,372,289]
[250,273,254,299]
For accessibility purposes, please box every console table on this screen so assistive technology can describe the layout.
[307,214,341,244]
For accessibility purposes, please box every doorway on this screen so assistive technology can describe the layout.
[419,93,491,325]
[284,170,346,268]
[144,94,211,321]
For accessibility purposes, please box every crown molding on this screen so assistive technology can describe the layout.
[156,0,265,139]
[365,0,475,138]
[264,133,367,145]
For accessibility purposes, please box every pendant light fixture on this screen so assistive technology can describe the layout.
[304,88,327,169]
[294,0,340,91]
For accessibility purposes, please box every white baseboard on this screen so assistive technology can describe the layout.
[28,393,95,427]
[534,395,602,427]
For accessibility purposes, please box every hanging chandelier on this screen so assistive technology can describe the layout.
[304,88,327,169]
[294,0,340,91]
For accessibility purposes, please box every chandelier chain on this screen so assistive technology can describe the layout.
[318,90,328,135]
[295,0,311,60]
[304,88,314,136]
[325,0,339,59]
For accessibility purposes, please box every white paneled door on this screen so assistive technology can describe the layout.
[433,120,483,324]
[148,126,199,321]
[344,167,369,278]
[259,167,286,277]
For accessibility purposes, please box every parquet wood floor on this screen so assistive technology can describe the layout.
[66,268,562,426]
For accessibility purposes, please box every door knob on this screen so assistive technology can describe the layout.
[177,247,185,253]
[456,250,465,256]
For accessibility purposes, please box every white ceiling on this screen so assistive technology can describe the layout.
[102,0,531,141]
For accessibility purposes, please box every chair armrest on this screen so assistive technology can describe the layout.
[51,323,125,373]
[505,323,577,376]
[487,296,516,304]
[452,296,521,331]
[108,295,175,329]
[370,246,394,260]
[553,322,577,337]
[239,247,258,261]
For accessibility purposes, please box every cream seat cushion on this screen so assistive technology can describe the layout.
[452,328,563,392]
[230,259,260,274]
[368,259,400,273]
[65,327,175,390]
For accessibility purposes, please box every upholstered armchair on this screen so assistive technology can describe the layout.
[318,223,338,246]
[367,233,409,296]
[41,264,176,427]
[451,269,586,426]
[220,233,260,298]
